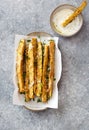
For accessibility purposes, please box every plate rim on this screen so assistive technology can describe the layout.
[27,31,52,37]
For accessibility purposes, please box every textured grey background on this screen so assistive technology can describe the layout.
[0,0,89,130]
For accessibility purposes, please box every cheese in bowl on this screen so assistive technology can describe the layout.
[50,4,83,37]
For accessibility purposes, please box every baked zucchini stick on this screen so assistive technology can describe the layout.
[36,42,42,96]
[16,39,25,93]
[24,43,30,102]
[28,39,35,99]
[42,45,49,102]
[32,38,37,95]
[62,0,87,27]
[48,41,55,98]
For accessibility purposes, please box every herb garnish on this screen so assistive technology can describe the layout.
[25,98,27,102]
[24,55,30,60]
[25,55,28,59]
[43,42,46,45]
[37,35,40,38]
[33,98,35,101]
[37,98,42,103]
[54,78,56,81]
[47,66,50,72]
[20,91,25,94]
[27,39,31,42]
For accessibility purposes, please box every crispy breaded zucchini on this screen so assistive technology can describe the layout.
[16,39,25,93]
[36,42,42,96]
[32,38,37,95]
[42,45,49,102]
[24,42,30,102]
[62,1,87,27]
[48,40,55,98]
[28,39,35,99]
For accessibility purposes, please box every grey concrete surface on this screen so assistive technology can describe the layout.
[0,0,89,130]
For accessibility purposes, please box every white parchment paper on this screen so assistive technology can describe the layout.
[13,35,62,110]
